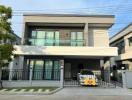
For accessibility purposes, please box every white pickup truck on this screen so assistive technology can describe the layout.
[78,69,98,86]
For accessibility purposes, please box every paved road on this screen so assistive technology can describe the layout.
[0,88,132,100]
[0,95,132,100]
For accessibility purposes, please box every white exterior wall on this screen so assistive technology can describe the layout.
[9,56,24,70]
[89,28,109,47]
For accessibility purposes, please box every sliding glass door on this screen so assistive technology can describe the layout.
[71,32,83,46]
[33,60,44,80]
[27,59,60,80]
[45,31,54,46]
[44,60,53,79]
[53,61,60,80]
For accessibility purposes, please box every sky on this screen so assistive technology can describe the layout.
[0,0,132,38]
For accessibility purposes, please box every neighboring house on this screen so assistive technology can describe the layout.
[2,14,117,87]
[11,33,21,45]
[0,33,21,68]
[0,33,21,45]
[110,23,132,70]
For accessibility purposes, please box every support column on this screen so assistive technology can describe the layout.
[9,61,14,81]
[100,59,104,81]
[124,37,129,52]
[60,60,64,88]
[29,68,33,86]
[84,23,88,46]
[122,70,127,88]
[19,56,24,69]
[29,60,34,86]
[104,58,111,83]
[100,59,104,68]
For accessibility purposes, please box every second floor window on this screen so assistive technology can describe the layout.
[29,30,59,46]
[116,40,125,54]
[28,30,84,46]
[128,37,132,47]
[71,32,83,46]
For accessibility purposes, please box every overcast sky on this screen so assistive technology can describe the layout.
[0,0,132,38]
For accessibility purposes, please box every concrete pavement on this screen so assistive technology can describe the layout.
[54,87,132,96]
[0,95,132,100]
[0,88,132,100]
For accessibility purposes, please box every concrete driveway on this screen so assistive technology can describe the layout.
[0,88,132,100]
[55,87,132,96]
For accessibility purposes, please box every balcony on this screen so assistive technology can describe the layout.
[26,38,86,46]
[13,45,118,57]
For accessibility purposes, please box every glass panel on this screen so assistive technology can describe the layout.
[31,31,36,38]
[45,31,54,46]
[53,61,60,80]
[35,31,45,46]
[77,41,83,46]
[71,32,76,46]
[33,60,44,80]
[46,31,54,39]
[37,31,45,38]
[55,31,59,46]
[71,32,76,40]
[77,32,83,40]
[35,39,44,46]
[45,60,53,80]
[29,39,35,45]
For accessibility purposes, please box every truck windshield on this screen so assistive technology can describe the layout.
[80,70,94,75]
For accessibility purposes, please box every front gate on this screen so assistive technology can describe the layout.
[64,70,117,88]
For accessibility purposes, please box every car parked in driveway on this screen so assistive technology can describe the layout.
[78,69,98,86]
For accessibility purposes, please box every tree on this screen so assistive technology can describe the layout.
[0,5,15,86]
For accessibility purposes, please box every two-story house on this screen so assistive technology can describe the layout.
[110,23,132,70]
[2,14,117,87]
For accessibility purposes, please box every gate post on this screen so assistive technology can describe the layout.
[104,58,111,83]
[122,70,127,88]
[29,67,33,86]
[60,60,64,88]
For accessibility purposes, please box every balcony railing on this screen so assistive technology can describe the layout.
[25,38,85,46]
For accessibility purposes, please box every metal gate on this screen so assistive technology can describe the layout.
[64,70,117,88]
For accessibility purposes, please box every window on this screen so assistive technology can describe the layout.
[71,31,83,46]
[31,31,37,38]
[116,40,125,54]
[128,37,132,46]
[45,31,54,46]
[29,30,59,46]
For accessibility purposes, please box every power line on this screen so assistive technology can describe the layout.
[12,3,132,12]
[10,4,132,16]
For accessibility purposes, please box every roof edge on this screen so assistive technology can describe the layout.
[12,33,21,39]
[23,13,114,18]
[110,22,132,42]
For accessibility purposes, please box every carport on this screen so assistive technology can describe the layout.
[63,56,115,88]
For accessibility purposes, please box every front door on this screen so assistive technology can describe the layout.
[64,63,71,80]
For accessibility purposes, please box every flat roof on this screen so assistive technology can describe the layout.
[23,13,114,18]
